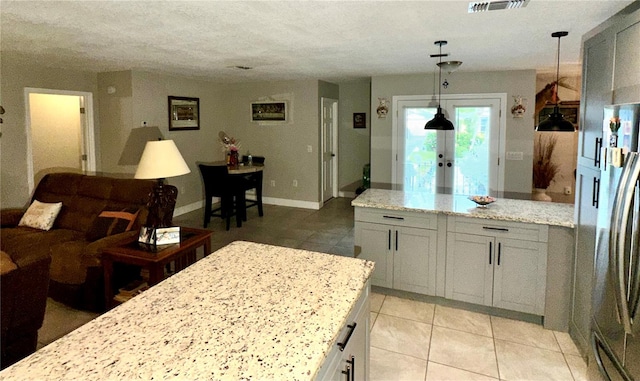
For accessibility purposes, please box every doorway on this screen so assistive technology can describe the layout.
[393,94,506,194]
[321,97,338,204]
[24,88,96,192]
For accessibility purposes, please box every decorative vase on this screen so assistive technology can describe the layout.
[229,150,239,168]
[532,188,552,202]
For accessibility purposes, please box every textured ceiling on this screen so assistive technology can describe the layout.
[0,0,634,83]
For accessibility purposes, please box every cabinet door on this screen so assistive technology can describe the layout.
[445,233,493,306]
[394,227,437,295]
[329,292,369,381]
[572,165,600,351]
[355,222,393,288]
[579,35,613,165]
[492,238,547,315]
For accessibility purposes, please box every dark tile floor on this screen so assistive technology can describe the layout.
[38,197,356,349]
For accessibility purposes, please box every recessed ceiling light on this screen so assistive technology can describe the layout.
[468,0,529,13]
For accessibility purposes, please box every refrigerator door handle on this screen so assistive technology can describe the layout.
[610,152,640,334]
[628,177,640,321]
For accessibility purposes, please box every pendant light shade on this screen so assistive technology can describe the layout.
[425,40,454,130]
[536,31,575,132]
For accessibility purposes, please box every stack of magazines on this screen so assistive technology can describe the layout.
[113,279,149,304]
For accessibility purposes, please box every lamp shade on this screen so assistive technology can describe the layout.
[134,140,190,179]
[536,106,575,132]
[425,107,455,130]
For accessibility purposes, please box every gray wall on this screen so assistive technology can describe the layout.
[370,70,537,196]
[338,79,371,190]
[1,53,99,208]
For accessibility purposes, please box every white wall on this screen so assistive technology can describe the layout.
[371,70,537,196]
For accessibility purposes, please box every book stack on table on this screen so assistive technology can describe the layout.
[113,279,149,304]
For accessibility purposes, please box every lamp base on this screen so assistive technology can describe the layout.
[145,178,177,228]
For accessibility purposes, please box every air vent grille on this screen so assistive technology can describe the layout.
[468,0,528,13]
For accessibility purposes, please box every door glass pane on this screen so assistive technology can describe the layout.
[453,107,491,195]
[404,107,437,192]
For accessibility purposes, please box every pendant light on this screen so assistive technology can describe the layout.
[425,40,454,130]
[536,31,575,132]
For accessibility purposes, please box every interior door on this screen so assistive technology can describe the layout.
[321,97,338,203]
[396,96,502,195]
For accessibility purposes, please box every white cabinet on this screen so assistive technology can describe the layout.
[445,217,548,315]
[354,208,437,295]
[316,283,370,381]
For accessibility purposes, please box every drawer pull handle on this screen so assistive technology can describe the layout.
[337,323,357,351]
[347,356,355,380]
[383,215,405,220]
[483,227,509,232]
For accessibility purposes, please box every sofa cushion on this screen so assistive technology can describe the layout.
[18,200,62,231]
[86,207,140,241]
[0,251,17,275]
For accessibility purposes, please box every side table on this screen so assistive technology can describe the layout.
[101,227,212,309]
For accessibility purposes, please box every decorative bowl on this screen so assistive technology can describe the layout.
[468,195,496,208]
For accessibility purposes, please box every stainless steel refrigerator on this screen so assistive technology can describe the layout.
[589,103,640,381]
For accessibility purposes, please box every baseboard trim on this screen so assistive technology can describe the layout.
[339,191,356,198]
[173,197,321,217]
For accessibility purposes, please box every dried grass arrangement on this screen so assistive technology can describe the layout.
[533,134,559,189]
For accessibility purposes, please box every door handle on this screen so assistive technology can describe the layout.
[438,163,443,167]
[337,323,357,351]
[395,230,398,252]
[347,356,355,381]
[592,177,600,208]
[331,153,336,157]
[594,137,602,167]
[497,242,502,266]
[446,162,452,168]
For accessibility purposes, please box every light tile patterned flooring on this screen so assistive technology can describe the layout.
[38,198,588,380]
[369,293,587,380]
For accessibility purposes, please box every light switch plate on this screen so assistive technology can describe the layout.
[506,151,524,160]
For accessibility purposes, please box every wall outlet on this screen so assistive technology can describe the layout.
[270,180,276,187]
[307,145,313,153]
[564,186,572,195]
[292,179,298,187]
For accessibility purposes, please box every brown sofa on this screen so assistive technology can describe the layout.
[0,249,51,369]
[0,173,170,312]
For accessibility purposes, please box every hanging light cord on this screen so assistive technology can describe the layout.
[554,35,561,107]
[437,44,443,106]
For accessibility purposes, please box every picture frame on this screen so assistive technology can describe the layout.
[537,101,579,127]
[251,101,287,122]
[138,226,181,246]
[353,113,366,129]
[168,96,199,131]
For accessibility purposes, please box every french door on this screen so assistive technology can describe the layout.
[393,95,504,195]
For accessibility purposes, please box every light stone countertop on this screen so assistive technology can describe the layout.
[352,189,575,228]
[0,241,374,380]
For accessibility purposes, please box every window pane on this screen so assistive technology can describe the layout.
[404,107,437,192]
[453,107,490,195]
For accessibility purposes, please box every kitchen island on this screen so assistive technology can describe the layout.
[0,241,374,380]
[353,189,574,331]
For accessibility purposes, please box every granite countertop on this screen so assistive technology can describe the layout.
[352,189,575,228]
[0,241,374,380]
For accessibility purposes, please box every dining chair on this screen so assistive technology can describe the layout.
[240,156,265,217]
[198,164,244,230]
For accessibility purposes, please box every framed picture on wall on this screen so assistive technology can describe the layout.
[168,96,199,131]
[353,113,366,129]
[251,101,287,122]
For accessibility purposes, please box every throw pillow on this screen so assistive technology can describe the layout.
[18,200,63,231]
[86,207,140,241]
[0,251,17,275]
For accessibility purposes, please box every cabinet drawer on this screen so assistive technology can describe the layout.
[355,207,438,230]
[448,216,548,243]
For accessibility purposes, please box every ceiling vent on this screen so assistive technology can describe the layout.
[468,0,529,13]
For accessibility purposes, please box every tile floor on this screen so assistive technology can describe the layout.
[37,197,588,380]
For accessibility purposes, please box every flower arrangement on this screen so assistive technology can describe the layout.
[610,117,621,133]
[533,134,559,189]
[219,131,240,152]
